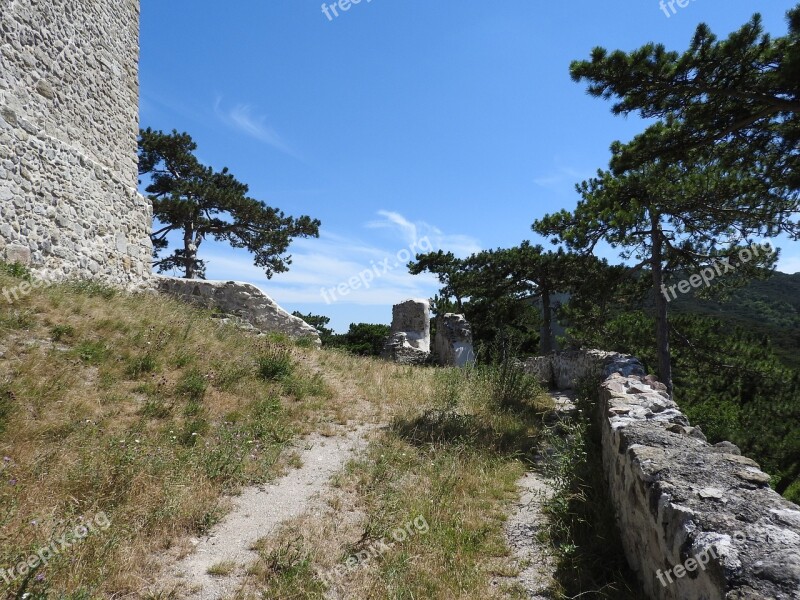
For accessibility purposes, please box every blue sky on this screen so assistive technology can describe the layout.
[139,0,799,332]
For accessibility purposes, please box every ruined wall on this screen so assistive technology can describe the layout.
[156,277,321,345]
[433,313,475,367]
[532,351,800,599]
[0,0,152,283]
[381,299,431,365]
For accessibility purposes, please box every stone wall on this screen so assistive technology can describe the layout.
[524,350,641,390]
[156,277,321,345]
[0,0,152,284]
[538,350,800,600]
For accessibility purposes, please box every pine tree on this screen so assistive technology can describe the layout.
[138,129,320,279]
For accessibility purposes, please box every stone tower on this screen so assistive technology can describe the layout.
[0,0,152,283]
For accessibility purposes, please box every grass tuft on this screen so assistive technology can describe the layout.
[257,344,295,382]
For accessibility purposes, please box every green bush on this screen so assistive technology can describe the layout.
[0,261,31,280]
[49,324,75,342]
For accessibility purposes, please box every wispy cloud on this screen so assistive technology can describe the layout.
[533,165,591,193]
[367,210,482,258]
[200,211,481,309]
[214,99,298,157]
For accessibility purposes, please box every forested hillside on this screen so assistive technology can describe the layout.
[671,271,800,369]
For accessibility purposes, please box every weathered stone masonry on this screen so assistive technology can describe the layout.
[0,0,152,283]
[527,351,800,600]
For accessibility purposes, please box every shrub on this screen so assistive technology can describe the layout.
[49,324,75,342]
[0,261,31,280]
[256,345,294,382]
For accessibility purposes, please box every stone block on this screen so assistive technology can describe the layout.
[382,299,431,364]
[5,243,30,265]
[433,313,475,367]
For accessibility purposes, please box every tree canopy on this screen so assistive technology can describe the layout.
[570,5,800,203]
[410,244,605,354]
[138,128,321,279]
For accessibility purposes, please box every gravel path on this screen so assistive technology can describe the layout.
[503,467,556,599]
[501,391,576,599]
[162,425,372,599]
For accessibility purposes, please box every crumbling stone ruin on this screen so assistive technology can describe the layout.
[381,299,431,365]
[156,277,321,345]
[0,0,152,284]
[433,313,475,367]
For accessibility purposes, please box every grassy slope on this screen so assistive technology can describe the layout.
[0,269,567,600]
[0,270,340,598]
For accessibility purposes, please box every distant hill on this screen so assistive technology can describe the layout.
[670,271,800,370]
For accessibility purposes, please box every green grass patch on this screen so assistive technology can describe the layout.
[257,345,295,382]
[541,381,641,599]
[176,368,207,402]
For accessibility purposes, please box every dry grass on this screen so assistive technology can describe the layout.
[0,265,556,600]
[0,269,338,598]
[236,349,555,600]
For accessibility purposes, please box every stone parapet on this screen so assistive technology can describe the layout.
[533,350,800,599]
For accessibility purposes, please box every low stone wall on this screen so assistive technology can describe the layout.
[537,350,800,600]
[524,350,641,390]
[155,277,321,345]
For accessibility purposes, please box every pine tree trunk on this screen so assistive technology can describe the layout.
[184,225,196,280]
[651,211,673,396]
[540,288,554,354]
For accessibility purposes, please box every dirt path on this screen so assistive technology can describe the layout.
[155,351,378,599]
[503,467,556,599]
[160,425,371,599]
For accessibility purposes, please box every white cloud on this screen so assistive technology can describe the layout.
[214,99,298,157]
[201,211,478,309]
[366,210,482,258]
